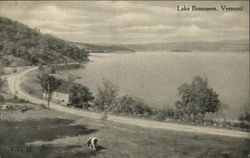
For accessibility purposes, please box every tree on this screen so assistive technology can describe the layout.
[68,85,94,109]
[94,79,119,110]
[175,76,220,121]
[37,73,61,108]
[0,78,5,91]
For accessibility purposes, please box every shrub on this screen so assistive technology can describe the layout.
[0,94,5,104]
[2,58,10,66]
[39,104,48,109]
[221,152,232,158]
[151,108,175,121]
[0,67,5,76]
[68,74,76,82]
[157,108,175,118]
[232,122,250,130]
[6,95,28,103]
[38,64,44,72]
[239,104,250,122]
[114,95,152,115]
[175,76,221,121]
[0,78,5,90]
[239,113,250,122]
[153,111,166,121]
[12,68,17,73]
[68,85,94,109]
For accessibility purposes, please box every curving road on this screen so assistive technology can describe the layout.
[6,67,250,138]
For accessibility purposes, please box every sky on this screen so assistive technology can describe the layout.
[0,1,249,44]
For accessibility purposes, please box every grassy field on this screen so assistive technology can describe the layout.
[0,101,249,158]
[19,70,44,98]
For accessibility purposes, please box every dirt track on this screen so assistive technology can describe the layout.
[6,67,250,138]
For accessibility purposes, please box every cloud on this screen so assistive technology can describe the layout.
[125,25,175,35]
[0,1,248,44]
[110,12,151,25]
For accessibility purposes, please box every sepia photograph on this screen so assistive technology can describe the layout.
[0,1,249,158]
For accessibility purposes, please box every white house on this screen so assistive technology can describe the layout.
[42,81,85,106]
[43,90,69,106]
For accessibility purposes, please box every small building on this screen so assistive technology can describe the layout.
[43,92,69,105]
[42,85,71,106]
[42,81,85,106]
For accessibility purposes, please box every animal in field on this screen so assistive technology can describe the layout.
[87,137,98,150]
[1,104,10,111]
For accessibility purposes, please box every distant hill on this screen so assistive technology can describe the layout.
[124,40,249,52]
[0,17,89,66]
[73,42,135,53]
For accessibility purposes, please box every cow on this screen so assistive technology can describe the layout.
[1,105,9,111]
[87,137,98,150]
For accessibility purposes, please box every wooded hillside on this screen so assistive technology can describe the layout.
[0,17,89,66]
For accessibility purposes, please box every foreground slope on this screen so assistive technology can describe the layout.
[0,100,249,158]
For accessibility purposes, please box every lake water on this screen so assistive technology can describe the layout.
[61,52,249,119]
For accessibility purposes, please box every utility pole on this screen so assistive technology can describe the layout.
[47,81,50,108]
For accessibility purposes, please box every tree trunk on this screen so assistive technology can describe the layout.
[47,82,50,108]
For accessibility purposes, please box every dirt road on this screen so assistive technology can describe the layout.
[6,67,250,138]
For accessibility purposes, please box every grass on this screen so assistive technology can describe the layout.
[0,102,249,158]
[20,70,44,98]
